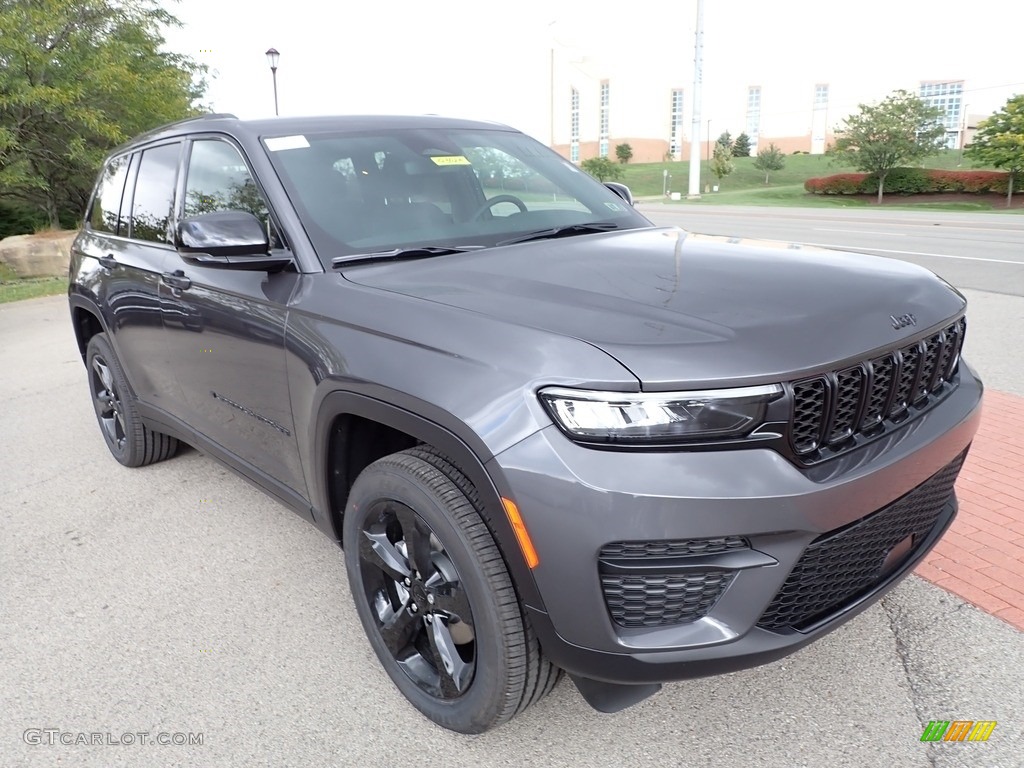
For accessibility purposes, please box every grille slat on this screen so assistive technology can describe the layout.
[789,318,963,458]
[915,334,944,404]
[791,379,827,453]
[860,355,895,430]
[757,451,966,631]
[828,367,865,444]
[891,344,921,416]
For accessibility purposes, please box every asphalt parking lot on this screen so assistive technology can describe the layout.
[2,209,1023,767]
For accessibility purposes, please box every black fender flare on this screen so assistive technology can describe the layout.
[67,292,110,360]
[310,390,546,611]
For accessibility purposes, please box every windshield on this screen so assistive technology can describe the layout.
[261,126,651,259]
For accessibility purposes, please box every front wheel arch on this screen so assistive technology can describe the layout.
[311,390,546,613]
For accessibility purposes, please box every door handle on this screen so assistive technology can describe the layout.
[98,254,118,270]
[161,270,192,291]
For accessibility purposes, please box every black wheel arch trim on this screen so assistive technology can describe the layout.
[68,292,111,361]
[310,389,547,613]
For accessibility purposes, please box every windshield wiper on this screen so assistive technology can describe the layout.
[332,245,485,268]
[496,222,621,247]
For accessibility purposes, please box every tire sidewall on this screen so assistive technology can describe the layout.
[85,333,140,467]
[343,459,517,733]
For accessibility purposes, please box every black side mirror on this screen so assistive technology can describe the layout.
[177,211,290,271]
[604,182,634,206]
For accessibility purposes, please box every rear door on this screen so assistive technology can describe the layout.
[158,135,305,496]
[76,143,183,406]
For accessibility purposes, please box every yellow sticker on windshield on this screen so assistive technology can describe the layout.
[430,155,471,166]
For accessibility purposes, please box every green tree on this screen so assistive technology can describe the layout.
[716,131,733,152]
[753,142,786,184]
[965,94,1024,207]
[710,142,734,185]
[829,90,945,203]
[615,143,633,164]
[732,132,752,157]
[0,0,207,227]
[580,156,623,182]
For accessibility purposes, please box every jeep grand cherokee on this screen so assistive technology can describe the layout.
[68,114,983,734]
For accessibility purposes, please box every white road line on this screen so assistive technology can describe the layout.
[797,241,1024,265]
[815,228,906,236]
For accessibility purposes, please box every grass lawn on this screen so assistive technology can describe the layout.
[615,150,1014,211]
[0,262,67,303]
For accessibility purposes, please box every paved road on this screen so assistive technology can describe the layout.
[639,204,1024,297]
[2,212,1023,768]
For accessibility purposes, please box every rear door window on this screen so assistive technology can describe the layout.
[89,156,131,235]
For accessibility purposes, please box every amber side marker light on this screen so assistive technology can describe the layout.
[501,497,539,569]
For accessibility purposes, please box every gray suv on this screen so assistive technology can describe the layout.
[68,114,983,733]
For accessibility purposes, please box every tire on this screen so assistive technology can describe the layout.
[343,446,561,734]
[85,333,178,468]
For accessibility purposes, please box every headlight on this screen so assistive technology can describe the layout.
[539,384,783,444]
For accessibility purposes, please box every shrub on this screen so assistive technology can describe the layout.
[0,202,48,239]
[864,167,930,194]
[804,168,1011,195]
[804,173,869,194]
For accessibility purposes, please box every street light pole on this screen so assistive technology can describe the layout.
[958,103,969,166]
[686,0,705,199]
[265,48,280,116]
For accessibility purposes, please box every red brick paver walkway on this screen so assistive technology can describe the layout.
[915,389,1024,631]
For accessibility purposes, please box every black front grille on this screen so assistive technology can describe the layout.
[757,451,966,632]
[601,572,734,628]
[788,318,965,459]
[600,536,747,559]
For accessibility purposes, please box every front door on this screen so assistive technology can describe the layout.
[159,137,305,496]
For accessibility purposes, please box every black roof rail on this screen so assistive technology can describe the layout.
[124,112,240,146]
[159,112,239,129]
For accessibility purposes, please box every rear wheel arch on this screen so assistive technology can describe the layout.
[69,298,106,361]
[312,390,546,611]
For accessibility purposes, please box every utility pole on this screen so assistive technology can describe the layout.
[686,0,704,199]
[550,46,555,147]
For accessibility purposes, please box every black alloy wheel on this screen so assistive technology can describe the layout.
[84,333,178,467]
[358,499,476,698]
[343,446,561,733]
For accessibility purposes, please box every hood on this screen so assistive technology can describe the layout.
[343,227,966,389]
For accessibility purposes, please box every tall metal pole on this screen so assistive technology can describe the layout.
[266,48,280,116]
[686,0,704,199]
[271,68,279,116]
[549,46,555,147]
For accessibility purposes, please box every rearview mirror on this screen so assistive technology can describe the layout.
[604,182,634,206]
[177,211,291,271]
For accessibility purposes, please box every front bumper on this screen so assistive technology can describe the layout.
[487,364,983,685]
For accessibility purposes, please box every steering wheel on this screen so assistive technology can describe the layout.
[470,194,528,220]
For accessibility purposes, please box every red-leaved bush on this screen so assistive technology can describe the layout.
[805,169,1011,195]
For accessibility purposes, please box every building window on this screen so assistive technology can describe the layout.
[919,80,964,149]
[599,80,609,157]
[570,87,580,163]
[814,84,829,108]
[745,86,761,153]
[669,88,684,160]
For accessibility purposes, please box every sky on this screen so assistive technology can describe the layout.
[161,0,1024,143]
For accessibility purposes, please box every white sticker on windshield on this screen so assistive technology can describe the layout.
[604,201,624,211]
[265,135,310,151]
